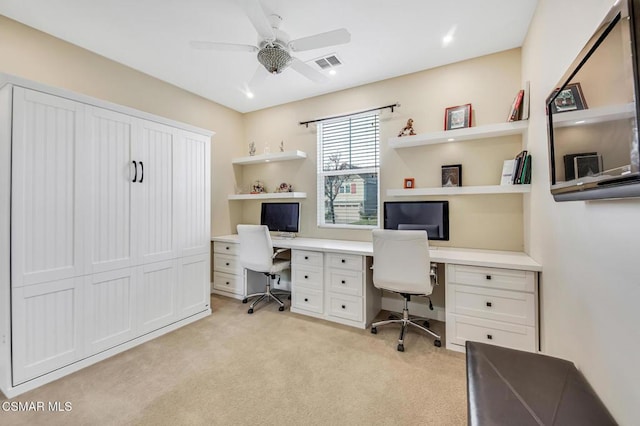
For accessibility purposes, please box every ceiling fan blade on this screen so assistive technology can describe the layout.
[289,28,351,52]
[248,64,270,89]
[241,0,275,41]
[290,58,329,83]
[189,41,258,52]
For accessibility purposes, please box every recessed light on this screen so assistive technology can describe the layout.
[329,69,337,76]
[442,26,457,47]
[246,91,254,99]
[448,138,455,142]
[575,120,586,124]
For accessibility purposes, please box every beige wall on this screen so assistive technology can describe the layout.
[0,15,244,236]
[241,48,525,250]
[523,0,640,423]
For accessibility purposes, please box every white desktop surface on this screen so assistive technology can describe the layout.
[211,235,541,272]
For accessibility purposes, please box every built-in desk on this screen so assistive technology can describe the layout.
[211,235,542,353]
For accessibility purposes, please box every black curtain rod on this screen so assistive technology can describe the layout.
[299,102,400,127]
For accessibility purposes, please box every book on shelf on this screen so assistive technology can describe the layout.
[521,81,531,120]
[501,159,516,185]
[508,89,525,122]
[517,154,532,184]
[512,150,527,184]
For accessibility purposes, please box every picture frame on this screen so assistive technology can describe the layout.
[444,104,472,130]
[549,82,588,113]
[403,178,415,189]
[441,164,462,187]
[574,154,602,179]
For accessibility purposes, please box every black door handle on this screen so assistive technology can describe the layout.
[139,161,144,183]
[132,161,138,182]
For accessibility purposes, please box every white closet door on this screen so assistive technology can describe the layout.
[137,260,178,333]
[177,253,210,317]
[12,277,85,384]
[85,107,138,273]
[84,268,137,354]
[135,120,178,264]
[11,87,87,287]
[176,130,211,257]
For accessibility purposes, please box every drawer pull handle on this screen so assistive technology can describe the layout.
[341,304,346,309]
[486,302,492,307]
[225,262,230,266]
[225,281,229,285]
[304,275,308,279]
[341,280,346,284]
[487,334,493,340]
[304,298,308,302]
[305,256,309,260]
[486,275,492,280]
[225,246,230,250]
[341,259,346,263]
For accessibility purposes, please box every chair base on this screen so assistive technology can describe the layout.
[242,274,290,314]
[371,298,441,351]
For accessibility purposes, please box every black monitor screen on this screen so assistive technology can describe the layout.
[260,202,300,233]
[383,201,449,240]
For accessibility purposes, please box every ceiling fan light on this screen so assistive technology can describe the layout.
[257,45,292,74]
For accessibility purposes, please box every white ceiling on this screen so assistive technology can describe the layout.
[0,0,538,113]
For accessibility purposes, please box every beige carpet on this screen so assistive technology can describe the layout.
[1,295,467,425]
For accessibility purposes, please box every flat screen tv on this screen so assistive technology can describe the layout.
[260,202,300,234]
[547,0,640,201]
[383,201,449,241]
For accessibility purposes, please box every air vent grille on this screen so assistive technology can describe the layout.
[313,54,342,70]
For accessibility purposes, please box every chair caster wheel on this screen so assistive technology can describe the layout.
[242,299,248,304]
[278,306,284,312]
[397,344,404,352]
[434,340,442,347]
[247,308,254,314]
[424,320,430,328]
[371,327,377,334]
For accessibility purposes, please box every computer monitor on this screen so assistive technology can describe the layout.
[383,201,449,240]
[260,202,300,234]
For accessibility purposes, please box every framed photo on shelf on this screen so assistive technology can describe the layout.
[403,178,415,189]
[441,164,462,187]
[444,104,472,130]
[548,82,588,113]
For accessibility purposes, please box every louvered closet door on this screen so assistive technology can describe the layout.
[11,87,87,287]
[85,106,138,273]
[135,120,178,264]
[176,130,211,258]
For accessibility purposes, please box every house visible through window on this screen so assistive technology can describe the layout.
[317,112,379,228]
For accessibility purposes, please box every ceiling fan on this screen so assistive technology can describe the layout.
[190,0,351,89]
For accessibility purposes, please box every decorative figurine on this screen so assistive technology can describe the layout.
[275,182,293,193]
[250,180,265,194]
[398,118,416,137]
[249,142,256,156]
[280,141,284,152]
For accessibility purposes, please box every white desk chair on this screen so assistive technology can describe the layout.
[237,224,291,314]
[371,229,442,351]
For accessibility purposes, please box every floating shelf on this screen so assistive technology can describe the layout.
[228,192,307,200]
[386,185,531,197]
[388,121,528,149]
[551,103,634,127]
[232,150,307,165]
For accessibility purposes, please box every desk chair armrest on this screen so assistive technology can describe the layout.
[272,248,290,259]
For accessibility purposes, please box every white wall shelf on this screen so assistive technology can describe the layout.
[388,121,528,149]
[386,185,530,197]
[551,102,634,127]
[228,192,307,200]
[232,150,307,165]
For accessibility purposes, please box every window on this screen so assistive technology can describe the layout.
[317,112,379,228]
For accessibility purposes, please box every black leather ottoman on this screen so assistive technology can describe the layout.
[466,341,616,425]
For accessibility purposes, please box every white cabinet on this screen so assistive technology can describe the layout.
[211,241,244,297]
[0,77,212,398]
[445,264,538,353]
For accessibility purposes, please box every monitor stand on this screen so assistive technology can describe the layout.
[274,232,296,239]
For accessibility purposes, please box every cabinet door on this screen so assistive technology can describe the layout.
[135,121,178,264]
[12,277,84,385]
[85,106,138,273]
[11,87,87,287]
[85,268,136,354]
[175,130,211,257]
[137,260,177,333]
[177,254,210,317]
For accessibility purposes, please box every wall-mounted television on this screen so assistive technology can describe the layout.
[260,202,300,234]
[547,0,640,201]
[383,201,449,241]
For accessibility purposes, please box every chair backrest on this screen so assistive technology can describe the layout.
[237,224,274,273]
[372,229,433,295]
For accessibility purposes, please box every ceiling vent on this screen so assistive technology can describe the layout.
[313,54,343,70]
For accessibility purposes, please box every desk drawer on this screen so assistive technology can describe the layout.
[212,271,243,295]
[292,266,323,290]
[328,293,363,322]
[448,264,535,292]
[327,269,363,297]
[213,241,238,255]
[213,253,242,275]
[292,250,323,268]
[447,314,536,353]
[326,253,362,271]
[292,287,323,314]
[449,284,535,326]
